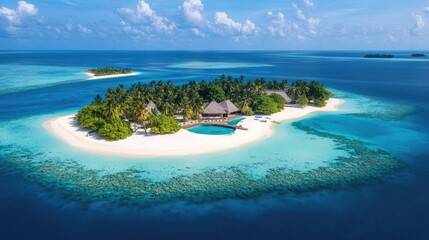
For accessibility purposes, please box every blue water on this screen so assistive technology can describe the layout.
[228,117,245,125]
[0,51,428,240]
[187,125,235,135]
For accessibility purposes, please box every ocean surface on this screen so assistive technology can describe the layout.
[0,51,428,240]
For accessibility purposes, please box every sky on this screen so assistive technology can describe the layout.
[0,0,429,50]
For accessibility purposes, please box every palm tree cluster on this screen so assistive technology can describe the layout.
[94,75,291,122]
[88,67,132,76]
[287,80,333,107]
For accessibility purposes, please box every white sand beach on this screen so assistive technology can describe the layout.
[85,72,141,80]
[44,98,344,158]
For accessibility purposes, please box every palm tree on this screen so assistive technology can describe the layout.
[103,99,122,121]
[92,94,103,105]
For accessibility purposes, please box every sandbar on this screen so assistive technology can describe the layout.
[43,98,344,158]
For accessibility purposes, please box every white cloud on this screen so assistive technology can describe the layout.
[268,11,288,37]
[241,19,256,34]
[425,6,429,15]
[214,11,256,35]
[0,1,40,35]
[17,1,37,16]
[293,3,306,20]
[413,14,426,30]
[118,0,175,33]
[0,1,38,25]
[303,0,315,8]
[77,24,92,34]
[215,12,242,31]
[191,27,204,36]
[307,17,320,29]
[182,0,204,24]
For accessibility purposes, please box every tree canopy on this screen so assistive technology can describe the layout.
[150,114,181,134]
[255,95,279,114]
[88,67,132,76]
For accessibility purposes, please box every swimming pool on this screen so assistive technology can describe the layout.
[187,125,235,135]
[227,117,245,125]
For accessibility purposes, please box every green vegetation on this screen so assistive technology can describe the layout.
[269,93,286,110]
[411,53,426,57]
[287,80,333,107]
[150,114,181,134]
[255,95,278,114]
[307,81,334,107]
[240,102,254,116]
[77,75,332,141]
[364,54,394,58]
[98,120,132,141]
[88,67,132,76]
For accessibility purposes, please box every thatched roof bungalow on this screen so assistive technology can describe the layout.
[146,101,158,113]
[265,90,292,103]
[219,100,239,114]
[203,100,226,117]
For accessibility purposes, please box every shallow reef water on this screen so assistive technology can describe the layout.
[0,120,404,206]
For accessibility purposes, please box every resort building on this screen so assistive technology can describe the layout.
[265,90,292,104]
[219,100,239,116]
[203,100,239,118]
[146,101,158,113]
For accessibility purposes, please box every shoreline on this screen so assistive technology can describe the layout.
[43,98,344,158]
[85,71,141,80]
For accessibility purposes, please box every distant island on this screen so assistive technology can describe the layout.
[364,54,394,58]
[411,53,426,57]
[87,67,132,76]
[85,67,141,80]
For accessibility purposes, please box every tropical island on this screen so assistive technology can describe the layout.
[364,54,394,58]
[45,75,342,157]
[85,67,140,80]
[411,53,426,57]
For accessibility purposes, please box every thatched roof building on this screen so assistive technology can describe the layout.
[203,101,226,116]
[219,100,239,114]
[146,101,158,112]
[265,90,292,103]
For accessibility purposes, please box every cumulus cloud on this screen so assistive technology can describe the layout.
[0,1,38,25]
[214,11,256,35]
[215,12,242,31]
[292,3,306,20]
[118,0,175,33]
[77,24,92,34]
[191,27,204,36]
[292,1,320,35]
[182,0,204,24]
[413,14,426,29]
[303,0,315,8]
[268,11,288,37]
[268,5,321,40]
[409,13,426,36]
[0,1,40,35]
[64,23,92,35]
[307,16,320,34]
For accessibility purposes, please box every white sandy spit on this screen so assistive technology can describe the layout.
[85,72,141,80]
[44,98,344,158]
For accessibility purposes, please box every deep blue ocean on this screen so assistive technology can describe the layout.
[0,51,428,240]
